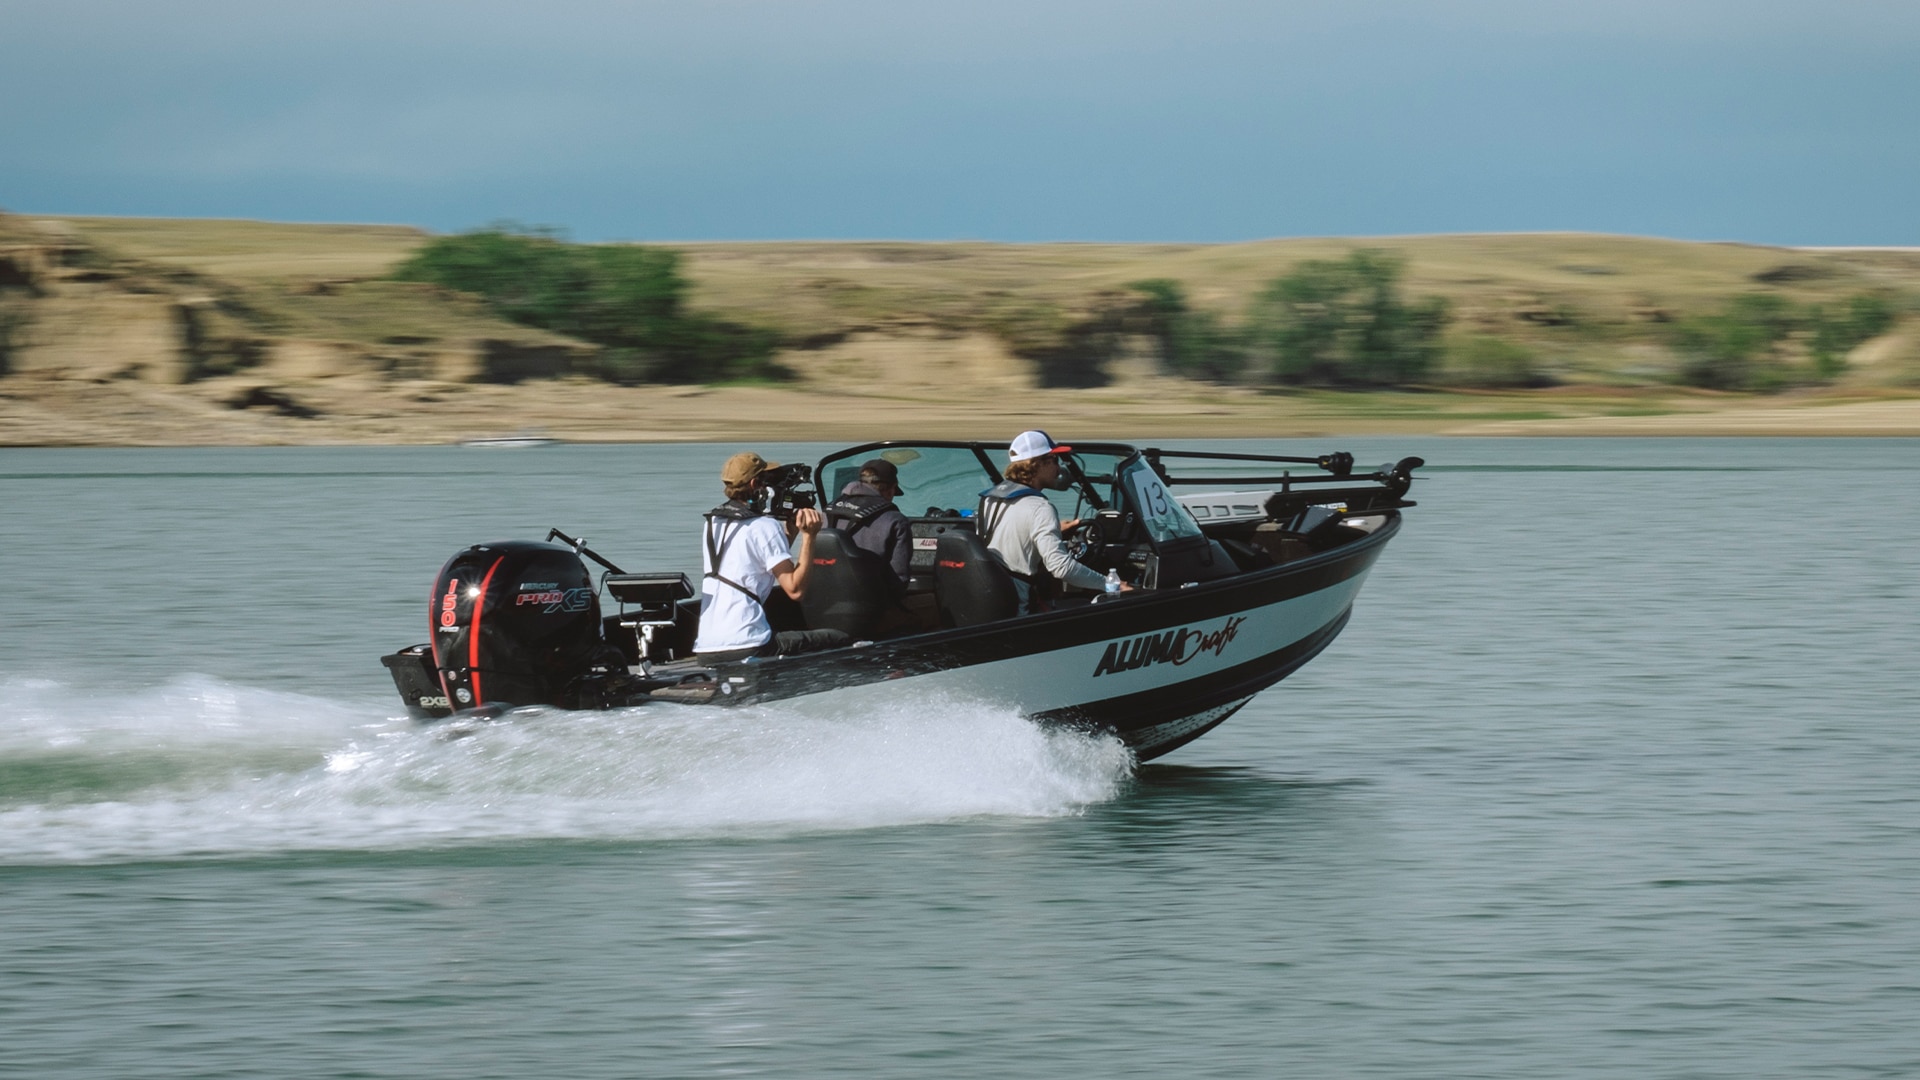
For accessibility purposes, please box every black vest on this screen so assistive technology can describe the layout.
[824,492,899,540]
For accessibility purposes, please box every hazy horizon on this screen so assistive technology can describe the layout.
[5,0,1917,246]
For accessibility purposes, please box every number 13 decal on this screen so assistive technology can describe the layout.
[1143,479,1170,516]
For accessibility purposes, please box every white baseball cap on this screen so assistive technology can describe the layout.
[1008,430,1073,463]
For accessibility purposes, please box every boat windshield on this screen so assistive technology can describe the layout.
[1057,450,1127,520]
[1115,456,1205,544]
[815,443,1135,521]
[817,445,997,516]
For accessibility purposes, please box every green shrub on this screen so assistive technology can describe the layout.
[1126,279,1184,323]
[1167,308,1250,383]
[0,304,27,377]
[1126,279,1248,382]
[392,226,783,384]
[1671,294,1795,390]
[1444,336,1548,388]
[1247,250,1450,387]
[987,298,1133,388]
[1673,291,1898,388]
[1809,293,1897,378]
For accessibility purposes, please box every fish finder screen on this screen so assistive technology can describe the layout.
[1119,458,1203,544]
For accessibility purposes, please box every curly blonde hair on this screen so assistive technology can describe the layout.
[1005,458,1047,487]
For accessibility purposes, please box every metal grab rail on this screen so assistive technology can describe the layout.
[1146,454,1425,498]
[1145,448,1356,477]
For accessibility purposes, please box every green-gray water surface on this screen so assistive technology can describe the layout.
[2,438,1916,1078]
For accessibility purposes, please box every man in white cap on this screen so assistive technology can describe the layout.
[977,430,1131,614]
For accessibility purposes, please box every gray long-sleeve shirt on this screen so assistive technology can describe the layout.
[982,494,1107,592]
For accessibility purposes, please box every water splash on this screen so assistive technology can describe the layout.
[0,675,1132,864]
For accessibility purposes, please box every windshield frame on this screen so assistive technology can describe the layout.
[814,440,1138,517]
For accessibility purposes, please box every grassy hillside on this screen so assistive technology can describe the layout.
[3,214,1917,445]
[46,216,1920,391]
[42,216,426,280]
[674,234,1920,389]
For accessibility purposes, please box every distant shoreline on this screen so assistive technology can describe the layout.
[4,380,1918,447]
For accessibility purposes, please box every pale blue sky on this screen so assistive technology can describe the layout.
[3,0,1915,243]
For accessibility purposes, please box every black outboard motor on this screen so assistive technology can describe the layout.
[428,540,606,709]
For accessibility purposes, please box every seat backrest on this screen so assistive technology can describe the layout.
[800,528,896,639]
[935,531,1020,628]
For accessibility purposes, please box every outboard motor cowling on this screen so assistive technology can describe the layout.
[429,541,604,709]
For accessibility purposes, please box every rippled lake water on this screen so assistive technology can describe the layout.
[2,438,1916,1078]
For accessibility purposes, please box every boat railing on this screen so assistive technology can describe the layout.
[1139,449,1425,515]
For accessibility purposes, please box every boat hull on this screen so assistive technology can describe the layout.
[717,514,1397,761]
[383,514,1399,762]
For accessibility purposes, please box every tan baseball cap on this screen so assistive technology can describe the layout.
[721,451,776,487]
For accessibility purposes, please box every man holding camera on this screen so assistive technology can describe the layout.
[693,451,851,659]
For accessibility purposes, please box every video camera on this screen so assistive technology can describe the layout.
[749,462,817,521]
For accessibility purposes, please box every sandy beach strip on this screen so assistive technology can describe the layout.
[4,376,1917,447]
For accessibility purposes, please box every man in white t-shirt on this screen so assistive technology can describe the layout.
[692,451,851,659]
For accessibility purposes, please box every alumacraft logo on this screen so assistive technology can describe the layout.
[1091,615,1247,678]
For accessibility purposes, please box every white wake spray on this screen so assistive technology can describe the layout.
[0,675,1132,863]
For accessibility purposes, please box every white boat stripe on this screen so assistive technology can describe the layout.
[802,571,1372,715]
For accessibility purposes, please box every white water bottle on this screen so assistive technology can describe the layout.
[1104,567,1122,597]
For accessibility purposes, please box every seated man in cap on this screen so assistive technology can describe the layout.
[692,451,852,660]
[824,457,913,593]
[978,430,1132,615]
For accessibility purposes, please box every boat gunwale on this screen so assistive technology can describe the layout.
[707,510,1402,682]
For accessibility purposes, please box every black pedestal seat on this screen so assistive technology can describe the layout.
[798,528,899,639]
[934,531,1020,628]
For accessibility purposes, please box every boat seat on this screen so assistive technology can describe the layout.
[934,531,1020,628]
[799,528,897,639]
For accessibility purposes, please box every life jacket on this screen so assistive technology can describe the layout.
[702,500,769,609]
[824,491,899,537]
[977,480,1060,609]
[977,480,1042,543]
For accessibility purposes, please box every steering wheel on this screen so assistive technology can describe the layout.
[1064,517,1097,563]
[1067,531,1092,562]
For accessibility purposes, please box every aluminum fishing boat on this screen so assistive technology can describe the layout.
[381,441,1422,760]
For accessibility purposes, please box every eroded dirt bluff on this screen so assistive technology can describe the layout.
[0,217,606,444]
[0,216,1201,445]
